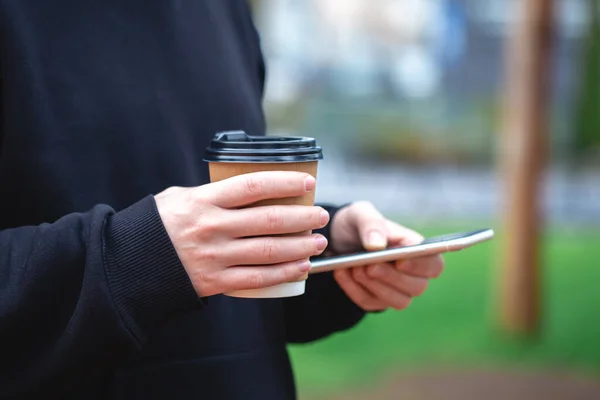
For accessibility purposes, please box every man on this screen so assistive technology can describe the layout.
[0,1,443,399]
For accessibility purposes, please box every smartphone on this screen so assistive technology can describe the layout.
[309,228,494,274]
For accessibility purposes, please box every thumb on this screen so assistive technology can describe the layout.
[351,202,389,251]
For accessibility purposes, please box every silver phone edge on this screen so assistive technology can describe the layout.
[308,229,495,274]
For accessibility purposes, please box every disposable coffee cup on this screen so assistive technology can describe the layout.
[203,131,323,298]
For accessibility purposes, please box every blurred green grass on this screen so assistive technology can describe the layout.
[289,224,600,396]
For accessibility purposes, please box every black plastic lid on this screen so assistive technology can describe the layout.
[203,131,323,163]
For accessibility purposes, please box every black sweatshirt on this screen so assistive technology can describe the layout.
[0,1,365,399]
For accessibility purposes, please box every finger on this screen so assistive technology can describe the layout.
[220,259,311,292]
[223,205,329,237]
[395,256,444,279]
[351,267,389,310]
[353,265,412,310]
[218,234,327,265]
[334,268,387,311]
[366,264,429,297]
[349,201,389,251]
[204,171,316,209]
[385,220,424,247]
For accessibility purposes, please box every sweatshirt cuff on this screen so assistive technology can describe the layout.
[103,195,203,343]
[315,270,366,327]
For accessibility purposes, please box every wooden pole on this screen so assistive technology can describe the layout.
[498,0,554,335]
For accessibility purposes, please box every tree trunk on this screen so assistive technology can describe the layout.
[498,0,554,335]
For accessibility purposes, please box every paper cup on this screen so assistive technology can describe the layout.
[203,131,323,298]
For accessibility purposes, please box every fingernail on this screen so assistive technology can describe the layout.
[320,209,330,226]
[297,260,311,272]
[304,176,316,191]
[315,235,328,251]
[368,232,387,249]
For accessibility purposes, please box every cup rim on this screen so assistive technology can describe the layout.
[203,131,323,163]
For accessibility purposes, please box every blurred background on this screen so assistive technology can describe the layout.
[250,0,600,399]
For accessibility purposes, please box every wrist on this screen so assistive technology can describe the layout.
[103,195,204,343]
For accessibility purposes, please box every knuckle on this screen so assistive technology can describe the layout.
[355,293,372,308]
[367,265,386,279]
[191,186,212,205]
[421,262,444,279]
[265,208,284,230]
[195,247,219,263]
[244,176,264,197]
[353,200,373,209]
[408,230,424,243]
[196,218,220,239]
[403,261,419,274]
[189,270,218,296]
[246,272,264,289]
[334,269,350,284]
[260,239,279,263]
[352,268,367,282]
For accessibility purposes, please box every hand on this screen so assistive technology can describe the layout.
[329,201,444,311]
[154,171,329,297]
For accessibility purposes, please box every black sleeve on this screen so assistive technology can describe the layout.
[0,195,201,398]
[283,204,366,344]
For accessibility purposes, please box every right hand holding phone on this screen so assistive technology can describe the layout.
[154,171,329,297]
[329,201,445,311]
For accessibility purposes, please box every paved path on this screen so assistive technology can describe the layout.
[304,369,600,400]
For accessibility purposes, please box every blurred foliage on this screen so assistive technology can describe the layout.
[572,0,600,165]
[257,0,596,168]
[264,100,310,134]
[266,95,502,167]
[290,224,600,398]
[352,98,500,166]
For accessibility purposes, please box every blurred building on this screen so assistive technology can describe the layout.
[250,0,600,224]
[254,0,589,101]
